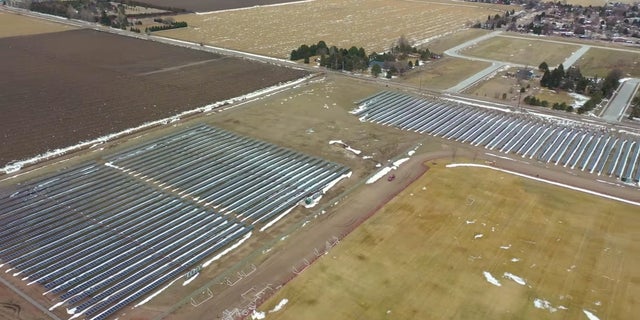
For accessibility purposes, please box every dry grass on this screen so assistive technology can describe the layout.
[463,36,579,66]
[533,88,575,105]
[0,12,72,38]
[421,28,490,53]
[466,69,526,102]
[401,57,491,90]
[158,0,516,58]
[258,160,640,320]
[576,47,640,77]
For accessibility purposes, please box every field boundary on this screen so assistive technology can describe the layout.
[232,158,431,319]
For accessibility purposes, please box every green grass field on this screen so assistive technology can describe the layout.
[576,48,640,77]
[258,160,640,320]
[463,36,579,66]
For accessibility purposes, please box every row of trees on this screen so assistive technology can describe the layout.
[291,36,435,77]
[146,21,187,32]
[532,61,624,114]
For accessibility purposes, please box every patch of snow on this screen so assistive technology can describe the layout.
[183,273,198,286]
[49,301,65,311]
[465,220,476,224]
[251,310,266,319]
[393,158,410,166]
[483,271,501,287]
[474,233,484,239]
[346,146,361,154]
[269,298,288,313]
[533,298,558,313]
[134,276,181,308]
[260,205,296,232]
[583,309,600,320]
[569,92,590,109]
[362,155,373,160]
[366,166,393,184]
[202,231,252,267]
[511,258,520,262]
[323,172,351,194]
[408,150,416,156]
[503,272,526,285]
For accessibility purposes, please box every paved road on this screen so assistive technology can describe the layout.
[443,31,524,93]
[0,274,62,320]
[601,78,640,122]
[562,45,590,68]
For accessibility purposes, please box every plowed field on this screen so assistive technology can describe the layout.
[0,29,307,167]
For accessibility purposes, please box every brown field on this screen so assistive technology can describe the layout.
[462,36,579,66]
[400,57,491,90]
[0,284,47,320]
[158,0,516,58]
[576,47,640,77]
[0,28,307,168]
[0,11,73,38]
[134,0,304,12]
[258,160,640,320]
[466,69,528,101]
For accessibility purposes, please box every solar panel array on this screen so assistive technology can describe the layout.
[0,125,350,320]
[355,91,640,182]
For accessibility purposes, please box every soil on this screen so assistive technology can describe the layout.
[133,0,305,12]
[0,28,307,167]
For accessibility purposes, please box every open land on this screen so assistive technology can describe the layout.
[419,28,490,54]
[1,3,640,320]
[158,0,515,58]
[461,36,579,66]
[0,28,307,167]
[576,48,640,78]
[465,69,525,101]
[0,11,73,38]
[400,57,491,90]
[258,160,640,320]
[133,0,306,13]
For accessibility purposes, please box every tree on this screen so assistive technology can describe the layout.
[540,69,551,87]
[539,61,549,72]
[371,64,382,78]
[407,61,413,69]
[629,97,640,119]
[415,59,420,67]
[601,69,623,98]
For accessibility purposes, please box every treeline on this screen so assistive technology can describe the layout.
[472,10,518,30]
[290,41,369,71]
[145,21,187,32]
[531,61,623,114]
[291,35,436,76]
[114,0,188,13]
[523,96,574,112]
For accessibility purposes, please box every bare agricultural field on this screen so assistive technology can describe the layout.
[134,0,305,12]
[400,57,491,90]
[0,28,307,168]
[258,161,640,320]
[0,11,73,38]
[462,36,579,66]
[159,0,515,58]
[576,47,640,77]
